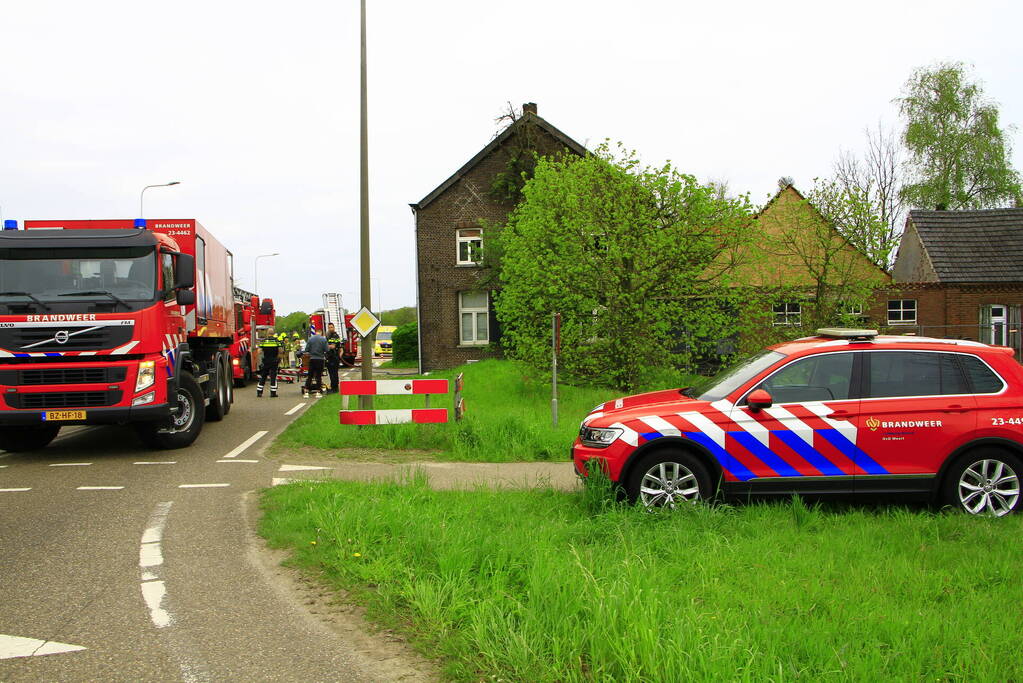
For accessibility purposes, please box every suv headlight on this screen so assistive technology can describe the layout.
[135,361,156,392]
[579,425,623,448]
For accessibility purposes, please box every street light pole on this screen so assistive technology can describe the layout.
[254,253,279,296]
[139,181,181,218]
[359,0,374,409]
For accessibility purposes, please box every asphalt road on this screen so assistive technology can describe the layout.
[0,367,387,682]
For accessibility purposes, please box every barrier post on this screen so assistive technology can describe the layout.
[339,378,450,425]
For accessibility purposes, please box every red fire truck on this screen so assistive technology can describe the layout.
[0,218,236,450]
[230,289,275,386]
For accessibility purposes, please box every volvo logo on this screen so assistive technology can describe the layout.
[54,330,70,344]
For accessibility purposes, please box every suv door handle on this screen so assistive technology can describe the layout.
[943,404,969,413]
[830,409,857,418]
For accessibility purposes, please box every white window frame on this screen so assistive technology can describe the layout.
[456,228,482,265]
[983,304,1008,346]
[887,299,917,325]
[458,290,489,346]
[773,302,801,326]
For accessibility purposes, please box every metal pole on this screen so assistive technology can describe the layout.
[254,253,279,297]
[359,0,374,410]
[551,313,558,428]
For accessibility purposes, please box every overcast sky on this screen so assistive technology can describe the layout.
[2,0,1020,316]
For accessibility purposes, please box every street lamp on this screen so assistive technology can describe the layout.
[139,181,181,218]
[254,253,279,296]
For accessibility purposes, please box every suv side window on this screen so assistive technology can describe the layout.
[959,354,1005,394]
[865,351,967,398]
[757,352,854,403]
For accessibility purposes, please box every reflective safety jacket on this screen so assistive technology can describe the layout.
[259,335,282,363]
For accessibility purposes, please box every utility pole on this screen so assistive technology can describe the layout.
[359,0,375,409]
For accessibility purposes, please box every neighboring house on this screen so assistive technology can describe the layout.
[409,103,586,372]
[873,208,1023,353]
[734,183,891,334]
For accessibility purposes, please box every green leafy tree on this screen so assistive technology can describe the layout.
[496,143,756,391]
[898,61,1022,210]
[274,311,309,336]
[381,306,416,326]
[391,322,418,365]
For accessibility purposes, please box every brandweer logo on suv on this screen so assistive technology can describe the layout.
[573,328,1023,516]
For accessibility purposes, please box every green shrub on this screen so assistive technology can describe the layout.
[392,322,418,365]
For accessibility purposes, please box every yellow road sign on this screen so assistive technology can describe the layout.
[349,307,381,337]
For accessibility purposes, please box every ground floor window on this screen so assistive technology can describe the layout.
[773,302,801,326]
[980,304,1008,345]
[459,290,489,345]
[887,299,917,325]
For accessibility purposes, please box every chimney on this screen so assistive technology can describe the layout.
[522,102,537,116]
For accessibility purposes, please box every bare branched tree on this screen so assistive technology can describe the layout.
[831,123,904,270]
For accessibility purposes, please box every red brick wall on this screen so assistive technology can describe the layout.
[868,283,1023,342]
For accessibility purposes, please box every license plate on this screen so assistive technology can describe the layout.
[43,410,86,421]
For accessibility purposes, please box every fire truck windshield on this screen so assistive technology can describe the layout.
[0,246,157,312]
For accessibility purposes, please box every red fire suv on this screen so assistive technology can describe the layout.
[573,329,1023,516]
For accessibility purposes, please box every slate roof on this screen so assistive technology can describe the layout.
[909,209,1023,282]
[410,109,587,211]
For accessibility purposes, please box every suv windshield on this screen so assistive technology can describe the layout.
[694,350,785,402]
[0,246,157,312]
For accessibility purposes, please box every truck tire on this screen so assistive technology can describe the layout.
[0,424,61,452]
[222,356,233,416]
[206,357,228,422]
[135,372,205,449]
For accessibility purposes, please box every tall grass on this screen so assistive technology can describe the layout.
[261,478,1023,681]
[277,359,697,461]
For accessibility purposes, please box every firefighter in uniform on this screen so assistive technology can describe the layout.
[256,329,283,398]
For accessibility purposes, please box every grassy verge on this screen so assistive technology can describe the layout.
[378,358,418,369]
[261,477,1023,681]
[277,359,693,461]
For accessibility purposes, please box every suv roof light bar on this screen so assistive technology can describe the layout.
[816,327,878,340]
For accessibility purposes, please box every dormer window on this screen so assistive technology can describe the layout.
[456,228,482,265]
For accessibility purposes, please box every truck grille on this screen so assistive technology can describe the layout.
[0,367,128,386]
[5,390,122,409]
[0,325,134,352]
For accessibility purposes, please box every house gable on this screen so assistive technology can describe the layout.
[895,209,1023,283]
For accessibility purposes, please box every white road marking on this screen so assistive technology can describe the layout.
[140,580,172,628]
[134,461,178,465]
[0,465,7,468]
[217,459,258,463]
[285,403,307,415]
[140,543,164,569]
[76,486,124,490]
[278,464,329,472]
[142,501,172,544]
[271,477,298,486]
[49,462,92,467]
[0,634,86,660]
[222,430,268,459]
[0,488,31,492]
[178,483,230,488]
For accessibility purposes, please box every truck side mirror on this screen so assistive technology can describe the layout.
[747,388,773,413]
[174,253,195,289]
[176,289,196,305]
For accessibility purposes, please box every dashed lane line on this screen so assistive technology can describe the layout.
[77,486,125,491]
[49,462,92,467]
[284,403,307,416]
[221,431,268,459]
[178,483,230,489]
[0,488,31,492]
[135,461,178,465]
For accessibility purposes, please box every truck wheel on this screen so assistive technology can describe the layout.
[135,372,205,449]
[206,357,228,422]
[222,356,233,415]
[0,424,61,452]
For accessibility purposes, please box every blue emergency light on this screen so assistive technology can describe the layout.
[2,220,17,230]
[134,218,147,228]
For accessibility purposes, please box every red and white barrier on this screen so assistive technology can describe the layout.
[340,379,449,396]
[339,378,451,425]
[339,408,448,425]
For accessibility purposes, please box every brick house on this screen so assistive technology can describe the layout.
[870,208,1023,353]
[409,103,586,371]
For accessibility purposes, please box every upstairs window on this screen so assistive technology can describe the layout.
[887,299,916,325]
[456,228,482,265]
[773,302,801,326]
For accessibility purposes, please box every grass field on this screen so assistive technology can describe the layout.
[261,473,1023,681]
[277,359,697,461]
